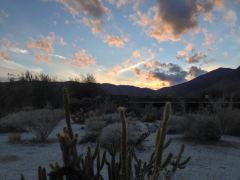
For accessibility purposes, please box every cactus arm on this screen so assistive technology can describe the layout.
[118,107,128,180]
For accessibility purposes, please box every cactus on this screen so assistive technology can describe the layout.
[118,107,128,180]
[21,91,190,180]
[130,102,191,180]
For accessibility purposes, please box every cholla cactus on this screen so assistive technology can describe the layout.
[21,91,190,180]
[118,107,128,180]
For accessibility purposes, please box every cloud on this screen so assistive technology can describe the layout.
[111,48,155,74]
[157,0,199,35]
[70,49,96,68]
[132,50,141,58]
[27,32,56,53]
[82,17,102,34]
[177,43,206,63]
[187,52,207,63]
[202,29,215,49]
[133,67,141,75]
[107,0,131,8]
[224,9,238,26]
[9,47,29,55]
[34,53,51,63]
[0,60,43,81]
[188,66,207,78]
[0,51,9,61]
[148,63,188,85]
[58,37,67,46]
[50,53,67,60]
[0,9,8,22]
[56,0,111,36]
[103,35,128,48]
[27,32,66,63]
[131,0,221,42]
[56,0,110,18]
[148,63,207,85]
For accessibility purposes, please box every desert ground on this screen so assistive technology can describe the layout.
[1,119,240,180]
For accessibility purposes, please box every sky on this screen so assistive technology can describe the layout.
[0,0,240,89]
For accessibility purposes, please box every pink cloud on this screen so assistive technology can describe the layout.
[82,17,102,34]
[70,49,96,68]
[132,50,141,58]
[34,53,51,63]
[27,32,56,53]
[103,35,128,48]
[56,0,110,18]
[202,29,215,49]
[27,32,66,63]
[0,51,9,61]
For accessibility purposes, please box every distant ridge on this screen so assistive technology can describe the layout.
[157,67,240,97]
[0,66,239,97]
[100,83,156,96]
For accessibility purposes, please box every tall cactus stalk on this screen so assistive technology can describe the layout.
[118,107,128,180]
[154,102,172,178]
[63,88,73,138]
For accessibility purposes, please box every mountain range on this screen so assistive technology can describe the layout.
[100,66,240,97]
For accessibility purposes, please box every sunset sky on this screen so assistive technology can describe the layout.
[0,0,240,89]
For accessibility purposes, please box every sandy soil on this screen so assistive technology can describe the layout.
[0,120,240,180]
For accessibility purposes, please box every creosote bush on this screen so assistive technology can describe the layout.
[183,113,222,141]
[8,132,21,144]
[0,111,30,133]
[27,109,64,142]
[21,89,190,180]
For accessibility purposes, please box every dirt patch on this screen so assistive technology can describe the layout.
[0,155,19,164]
[175,136,240,149]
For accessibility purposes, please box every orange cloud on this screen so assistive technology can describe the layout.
[104,35,128,48]
[27,32,66,63]
[202,29,215,49]
[0,51,9,61]
[82,17,102,34]
[70,49,96,68]
[34,53,51,63]
[27,33,55,53]
[133,67,141,75]
[132,50,140,58]
[131,0,221,42]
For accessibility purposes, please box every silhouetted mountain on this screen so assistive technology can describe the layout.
[157,67,240,97]
[100,83,156,96]
[0,66,240,117]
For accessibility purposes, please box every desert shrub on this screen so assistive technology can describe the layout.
[208,99,240,136]
[85,117,106,135]
[0,155,19,164]
[98,97,117,114]
[0,111,30,133]
[99,121,148,149]
[168,115,186,134]
[27,109,64,142]
[7,132,21,143]
[81,113,119,143]
[142,104,162,122]
[217,108,240,136]
[184,114,222,141]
